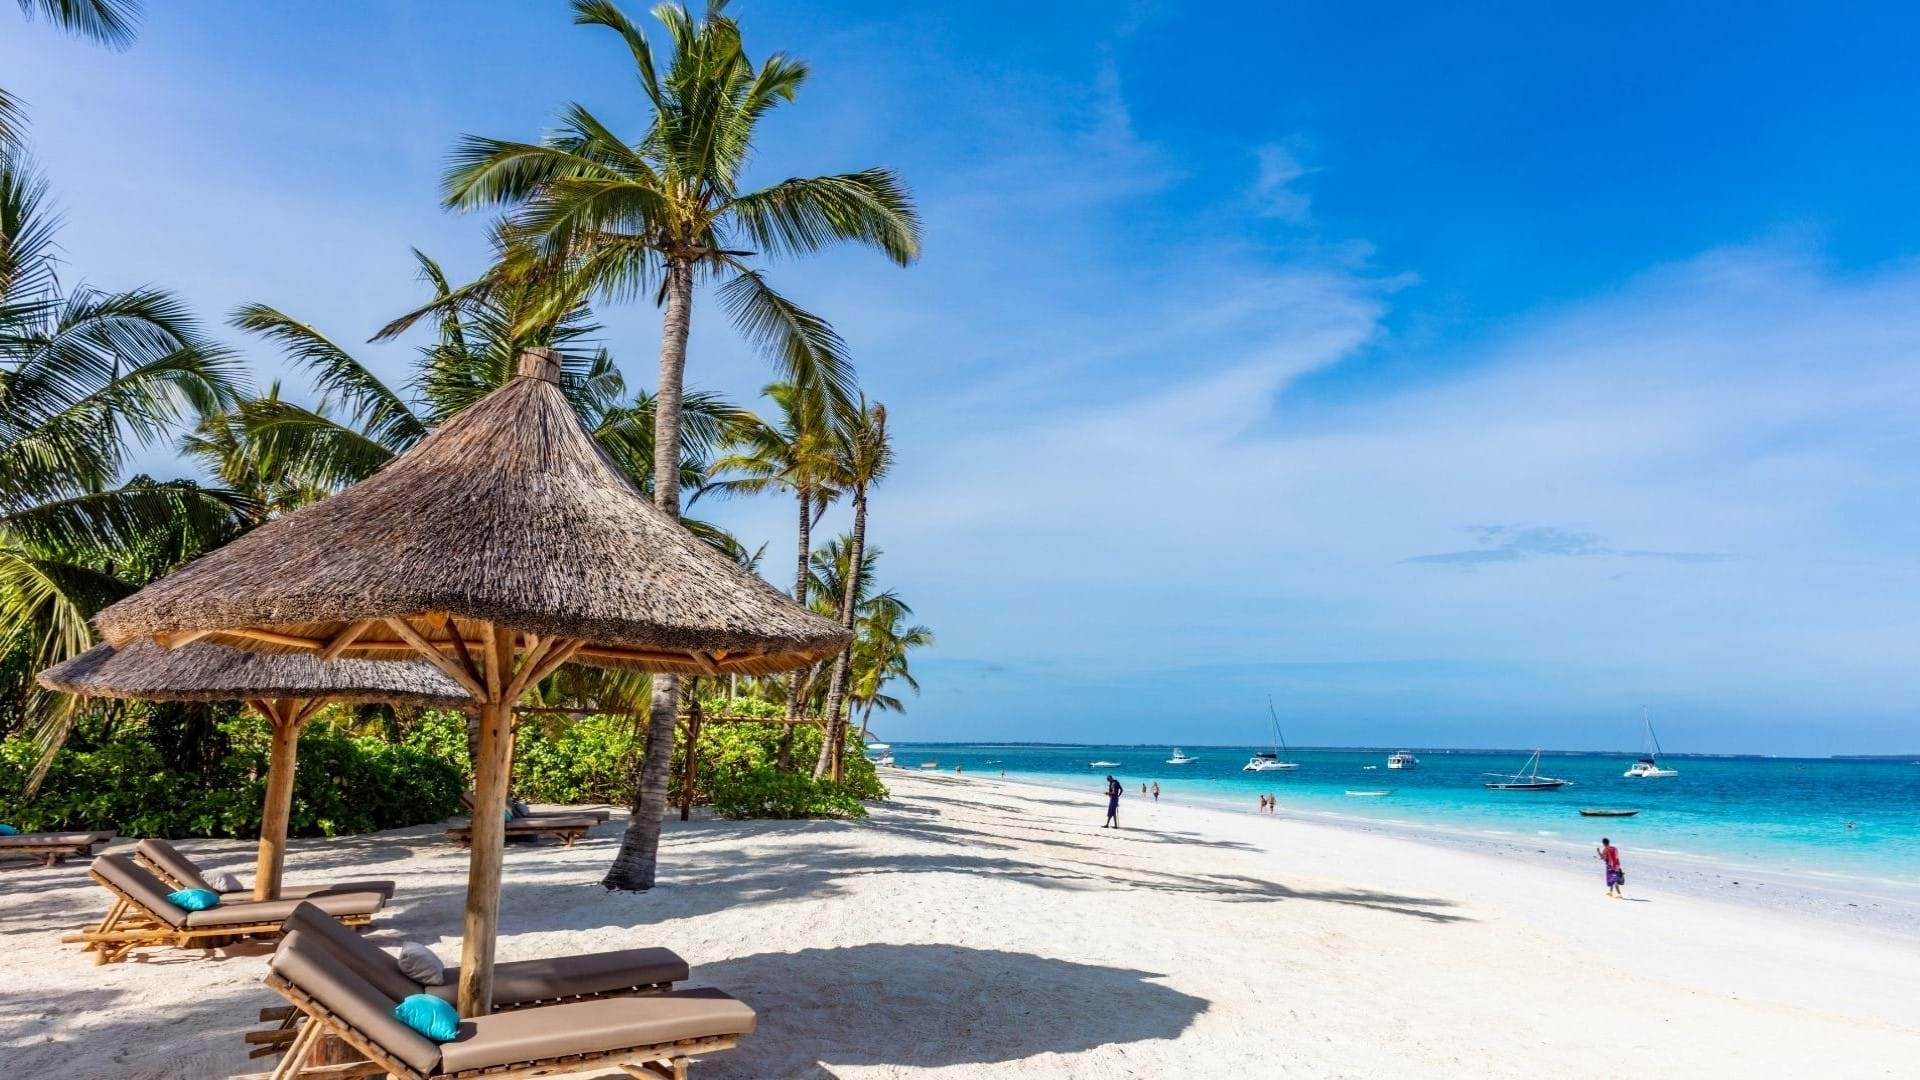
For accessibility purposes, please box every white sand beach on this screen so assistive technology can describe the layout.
[3,771,1915,1079]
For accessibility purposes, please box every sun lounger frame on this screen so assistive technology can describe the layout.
[61,869,374,965]
[445,821,592,848]
[235,971,739,1080]
[0,831,114,867]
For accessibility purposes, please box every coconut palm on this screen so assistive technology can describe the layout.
[814,398,889,780]
[702,381,840,768]
[442,0,920,891]
[0,149,245,770]
[850,595,932,740]
[2,1,141,146]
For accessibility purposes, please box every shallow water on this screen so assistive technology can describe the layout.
[887,744,1920,886]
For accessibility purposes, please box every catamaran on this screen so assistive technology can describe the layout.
[1166,748,1197,765]
[1485,749,1571,790]
[1623,709,1679,778]
[1245,696,1301,772]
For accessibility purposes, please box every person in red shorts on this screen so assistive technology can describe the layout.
[1598,837,1625,898]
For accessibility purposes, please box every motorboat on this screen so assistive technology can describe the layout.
[864,742,895,768]
[1579,808,1640,817]
[1623,710,1679,778]
[1244,696,1301,771]
[917,761,939,770]
[1166,748,1196,765]
[1387,751,1418,770]
[1345,789,1392,797]
[1484,749,1570,790]
[1088,760,1121,768]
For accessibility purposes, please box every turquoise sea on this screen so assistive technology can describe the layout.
[887,743,1920,886]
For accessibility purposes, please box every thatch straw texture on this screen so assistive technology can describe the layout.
[94,352,849,676]
[38,640,472,707]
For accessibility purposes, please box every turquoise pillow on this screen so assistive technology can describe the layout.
[166,888,220,911]
[394,993,460,1042]
[0,823,18,835]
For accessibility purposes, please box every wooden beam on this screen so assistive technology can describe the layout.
[384,617,486,701]
[255,710,303,902]
[506,638,583,703]
[289,697,328,727]
[224,627,326,651]
[457,622,517,1017]
[438,614,485,691]
[500,637,556,704]
[318,619,373,661]
[480,623,502,704]
[154,628,215,651]
[687,650,721,676]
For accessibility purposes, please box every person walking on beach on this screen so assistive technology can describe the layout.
[1151,782,1160,802]
[1598,837,1625,898]
[1103,775,1122,828]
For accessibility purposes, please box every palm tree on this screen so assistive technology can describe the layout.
[850,595,932,740]
[0,148,245,774]
[442,0,920,892]
[703,381,840,768]
[814,399,889,781]
[3,1,142,145]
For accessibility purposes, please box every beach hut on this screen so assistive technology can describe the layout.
[37,638,469,901]
[91,347,848,1016]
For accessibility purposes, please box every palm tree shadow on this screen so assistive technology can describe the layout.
[693,944,1207,1078]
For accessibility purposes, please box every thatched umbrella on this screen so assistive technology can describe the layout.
[93,347,848,1015]
[38,639,470,901]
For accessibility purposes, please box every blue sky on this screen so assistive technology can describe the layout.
[6,2,1920,754]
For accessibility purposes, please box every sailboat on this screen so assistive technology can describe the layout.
[1623,709,1679,778]
[1484,749,1570,790]
[1245,696,1300,771]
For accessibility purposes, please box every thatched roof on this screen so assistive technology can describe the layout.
[38,640,473,707]
[94,349,848,677]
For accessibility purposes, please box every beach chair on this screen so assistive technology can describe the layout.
[461,790,613,824]
[234,927,754,1080]
[248,903,692,1061]
[0,829,114,867]
[444,814,598,848]
[61,854,385,965]
[136,837,398,901]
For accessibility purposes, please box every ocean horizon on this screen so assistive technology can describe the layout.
[886,742,1920,887]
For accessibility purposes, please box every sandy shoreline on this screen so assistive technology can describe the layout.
[3,771,1916,1078]
[977,770,1920,937]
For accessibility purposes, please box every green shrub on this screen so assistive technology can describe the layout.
[706,765,867,819]
[512,713,641,804]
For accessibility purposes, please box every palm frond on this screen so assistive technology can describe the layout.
[728,169,920,266]
[715,265,856,411]
[17,0,140,50]
[231,303,424,451]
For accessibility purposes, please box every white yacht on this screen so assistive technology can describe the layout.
[1387,751,1418,770]
[1623,710,1679,778]
[1166,748,1197,765]
[864,742,895,768]
[1244,696,1300,771]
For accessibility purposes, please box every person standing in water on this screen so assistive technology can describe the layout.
[1598,837,1625,898]
[1103,775,1122,828]
[1151,782,1160,802]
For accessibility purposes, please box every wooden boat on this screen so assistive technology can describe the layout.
[1484,749,1570,790]
[1579,808,1640,817]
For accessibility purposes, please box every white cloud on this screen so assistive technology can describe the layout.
[1251,143,1314,222]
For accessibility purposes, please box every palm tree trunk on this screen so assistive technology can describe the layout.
[776,485,810,771]
[813,486,867,780]
[603,256,694,893]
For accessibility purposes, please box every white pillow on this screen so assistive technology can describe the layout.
[209,871,245,892]
[396,942,447,985]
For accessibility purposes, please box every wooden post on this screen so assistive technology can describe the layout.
[255,700,304,902]
[456,624,516,1018]
[679,702,702,822]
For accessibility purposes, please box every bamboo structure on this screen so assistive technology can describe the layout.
[92,348,847,1017]
[38,640,468,901]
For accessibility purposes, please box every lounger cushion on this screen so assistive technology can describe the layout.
[432,947,692,1006]
[270,929,442,1077]
[436,988,755,1074]
[276,880,399,901]
[1,830,112,848]
[395,993,461,1042]
[167,888,221,911]
[183,889,383,927]
[92,854,188,928]
[281,902,420,1002]
[448,815,596,834]
[136,838,215,891]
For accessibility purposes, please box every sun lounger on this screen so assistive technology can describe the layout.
[0,829,114,867]
[444,814,598,848]
[248,902,691,1061]
[235,926,753,1080]
[61,854,385,965]
[136,837,397,901]
[456,791,606,822]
